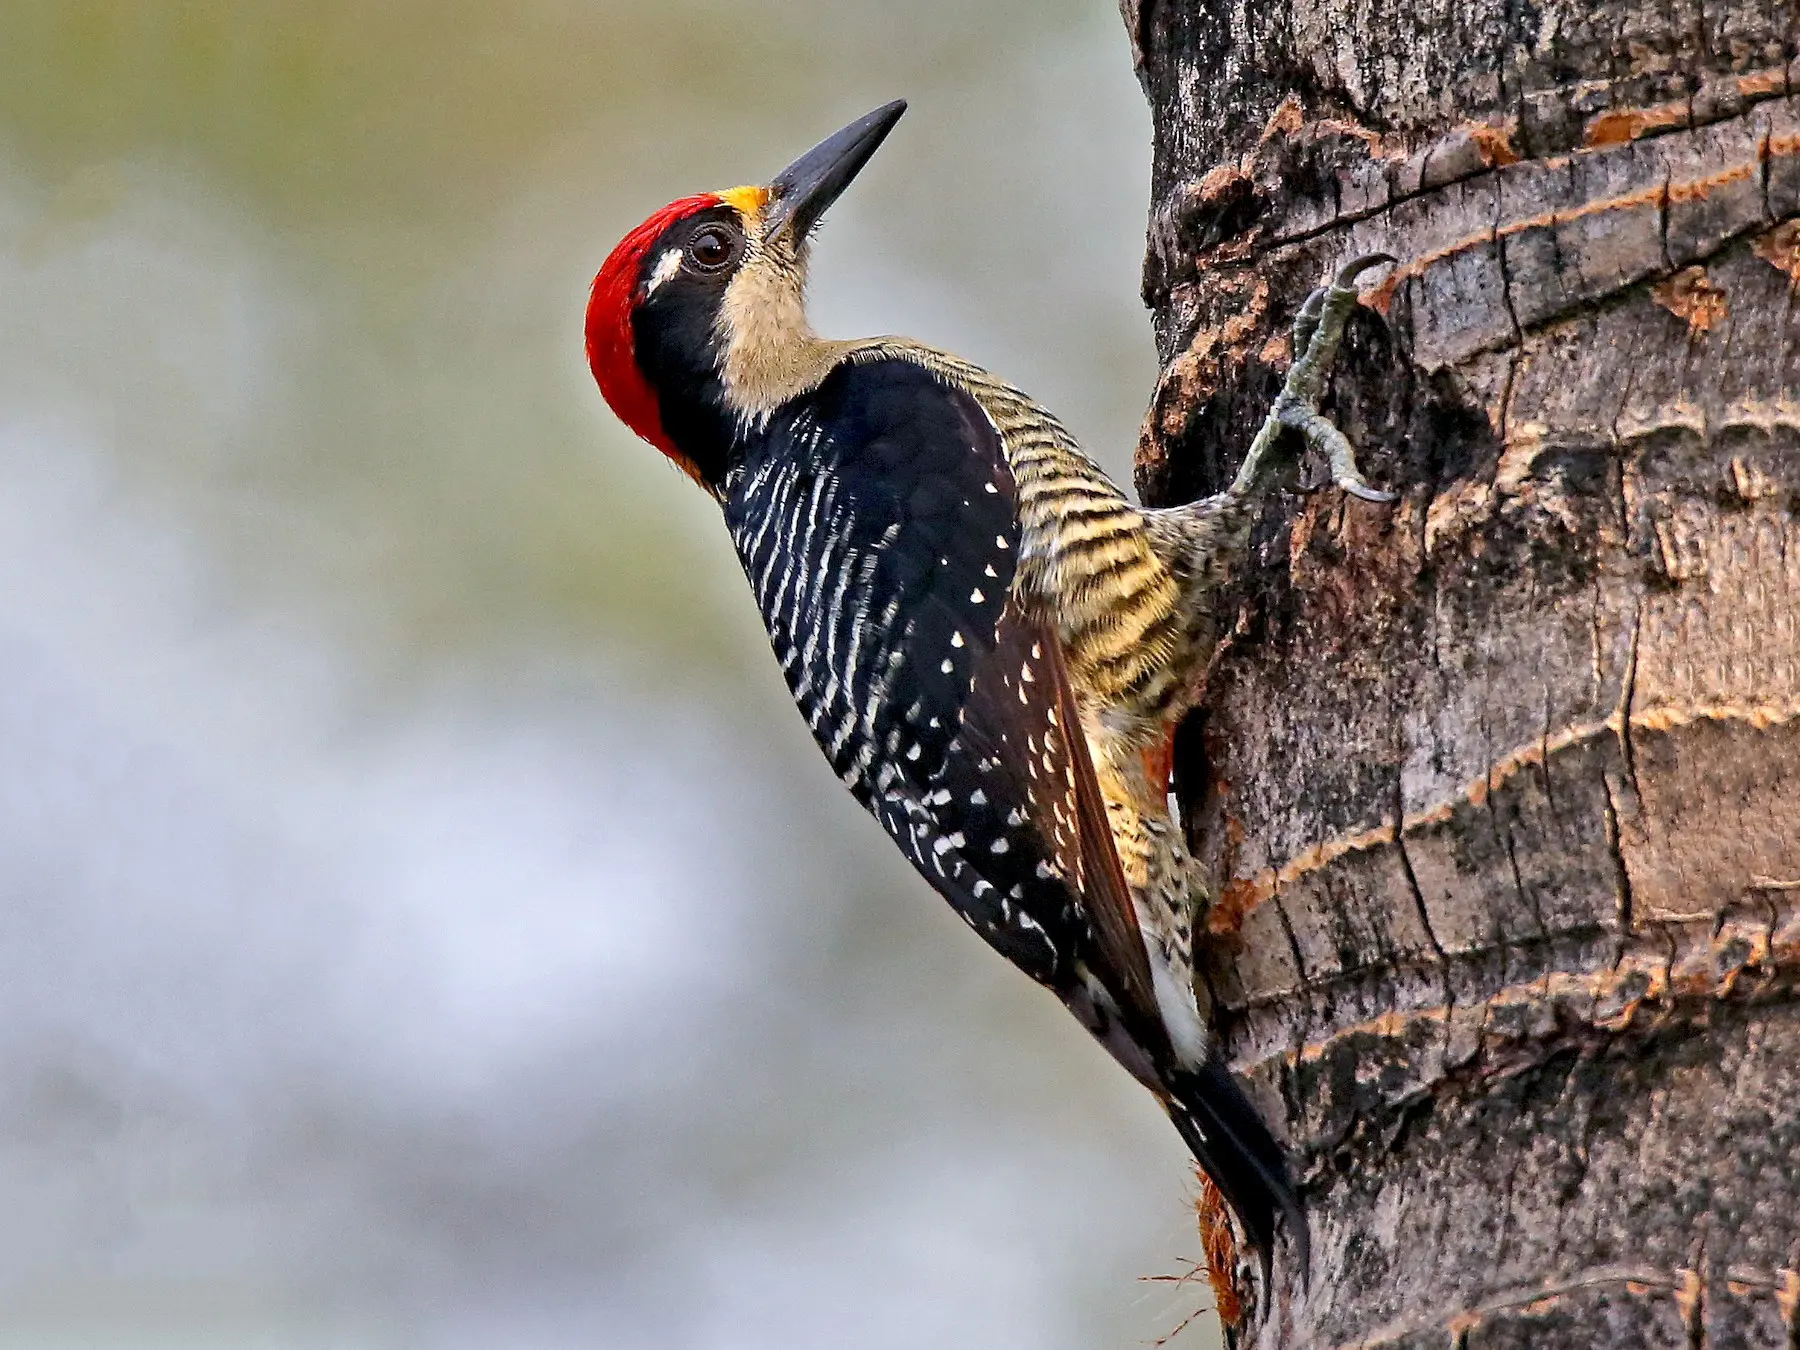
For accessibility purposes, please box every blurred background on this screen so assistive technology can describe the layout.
[0,2,1219,1346]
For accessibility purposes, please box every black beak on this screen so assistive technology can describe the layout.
[763,99,906,246]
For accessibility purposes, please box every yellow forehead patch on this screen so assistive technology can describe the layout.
[717,185,771,219]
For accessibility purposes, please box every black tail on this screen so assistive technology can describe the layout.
[1166,1059,1310,1293]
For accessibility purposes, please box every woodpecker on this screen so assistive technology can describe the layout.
[586,100,1392,1281]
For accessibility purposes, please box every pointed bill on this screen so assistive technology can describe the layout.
[762,100,907,245]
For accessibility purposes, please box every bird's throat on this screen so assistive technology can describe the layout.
[717,261,847,417]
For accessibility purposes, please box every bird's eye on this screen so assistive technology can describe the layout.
[685,224,742,273]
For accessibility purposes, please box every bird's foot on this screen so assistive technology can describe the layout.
[1228,253,1397,504]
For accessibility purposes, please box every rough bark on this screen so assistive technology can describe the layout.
[1120,2,1800,1345]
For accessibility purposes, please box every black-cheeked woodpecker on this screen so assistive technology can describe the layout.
[586,99,1394,1282]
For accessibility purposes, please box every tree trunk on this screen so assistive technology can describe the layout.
[1120,2,1800,1344]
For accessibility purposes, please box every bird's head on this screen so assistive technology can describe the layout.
[586,100,906,497]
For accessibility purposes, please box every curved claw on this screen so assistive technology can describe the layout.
[1337,475,1398,504]
[1332,251,1398,291]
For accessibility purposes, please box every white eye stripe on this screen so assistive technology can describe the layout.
[643,247,684,297]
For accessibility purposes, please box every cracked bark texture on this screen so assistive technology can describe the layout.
[1119,1,1800,1345]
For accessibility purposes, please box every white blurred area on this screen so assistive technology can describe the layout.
[0,3,1218,1346]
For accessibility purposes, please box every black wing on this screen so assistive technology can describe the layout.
[723,356,1161,1031]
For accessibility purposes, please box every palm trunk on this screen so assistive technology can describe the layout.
[1121,2,1800,1344]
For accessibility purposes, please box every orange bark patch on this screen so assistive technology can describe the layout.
[1777,1269,1800,1329]
[1259,93,1305,143]
[1447,1309,1484,1338]
[1675,1267,1705,1334]
[1468,122,1521,167]
[1287,491,1327,581]
[1218,277,1270,349]
[1315,116,1388,156]
[1208,874,1263,937]
[1295,1007,1442,1063]
[1153,276,1271,445]
[1365,268,1405,315]
[1737,67,1789,99]
[1584,101,1689,147]
[1195,161,1252,204]
[1667,161,1757,204]
[1753,220,1800,287]
[1214,823,1396,931]
[1650,266,1729,335]
[1154,346,1218,438]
